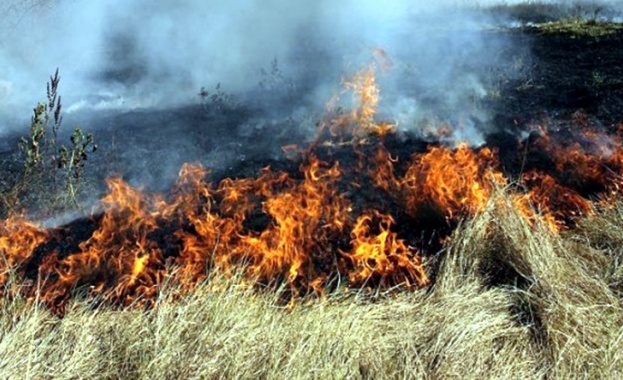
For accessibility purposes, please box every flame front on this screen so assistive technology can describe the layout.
[3,62,623,312]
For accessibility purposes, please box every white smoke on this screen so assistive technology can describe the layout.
[0,0,621,145]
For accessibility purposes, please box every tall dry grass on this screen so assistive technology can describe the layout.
[0,190,622,379]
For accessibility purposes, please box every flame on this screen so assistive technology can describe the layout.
[371,144,506,221]
[316,61,394,142]
[5,55,623,312]
[346,68,379,133]
[521,171,594,228]
[0,216,49,289]
[510,193,562,233]
[530,119,623,192]
[38,178,165,307]
[229,157,351,289]
[405,145,507,219]
[14,147,429,310]
[345,210,428,288]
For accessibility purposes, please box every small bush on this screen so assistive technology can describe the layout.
[10,69,96,216]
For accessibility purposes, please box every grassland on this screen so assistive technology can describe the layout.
[1,191,622,379]
[530,19,623,37]
[2,4,623,379]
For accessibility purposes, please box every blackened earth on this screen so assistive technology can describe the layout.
[1,25,623,215]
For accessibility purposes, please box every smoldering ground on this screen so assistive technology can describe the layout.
[0,2,522,127]
[0,0,621,191]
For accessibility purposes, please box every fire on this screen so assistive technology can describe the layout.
[529,118,623,193]
[370,144,506,220]
[345,210,428,288]
[0,216,49,290]
[172,163,240,286]
[227,157,351,289]
[403,145,506,219]
[172,157,352,292]
[37,178,165,308]
[10,144,433,311]
[316,59,395,142]
[521,171,594,227]
[346,68,380,134]
[3,57,623,312]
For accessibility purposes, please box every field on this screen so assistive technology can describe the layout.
[1,194,622,379]
[2,3,623,379]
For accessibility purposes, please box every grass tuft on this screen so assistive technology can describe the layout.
[0,191,621,379]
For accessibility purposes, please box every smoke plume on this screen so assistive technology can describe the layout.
[0,0,620,144]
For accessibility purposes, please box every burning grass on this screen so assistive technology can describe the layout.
[4,65,623,310]
[0,192,622,379]
[3,62,623,377]
[4,129,617,313]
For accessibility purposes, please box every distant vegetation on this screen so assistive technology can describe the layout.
[531,18,623,36]
[485,1,622,24]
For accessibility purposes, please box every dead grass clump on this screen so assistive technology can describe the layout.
[575,199,623,298]
[0,191,622,379]
[439,191,623,378]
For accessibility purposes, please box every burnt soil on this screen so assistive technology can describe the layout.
[494,26,623,126]
[1,25,623,219]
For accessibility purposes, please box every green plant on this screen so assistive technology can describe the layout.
[58,128,96,205]
[18,69,63,174]
[18,103,47,173]
[15,69,96,211]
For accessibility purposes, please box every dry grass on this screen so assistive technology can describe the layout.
[1,191,622,379]
[532,19,623,37]
[484,1,622,25]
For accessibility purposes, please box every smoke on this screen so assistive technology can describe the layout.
[0,0,620,144]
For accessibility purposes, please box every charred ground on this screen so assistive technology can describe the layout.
[0,23,620,196]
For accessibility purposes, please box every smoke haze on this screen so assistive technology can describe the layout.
[0,0,621,142]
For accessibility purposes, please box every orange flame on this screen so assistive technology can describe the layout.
[406,145,507,219]
[345,210,428,288]
[530,119,623,192]
[38,178,165,307]
[231,157,351,289]
[0,216,49,288]
[371,144,506,221]
[316,61,394,142]
[172,157,352,292]
[5,55,623,312]
[521,171,594,228]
